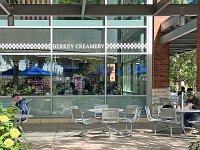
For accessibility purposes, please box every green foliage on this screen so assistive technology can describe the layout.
[0,106,30,150]
[170,50,196,89]
[188,136,200,150]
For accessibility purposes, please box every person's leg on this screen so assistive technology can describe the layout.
[189,113,199,122]
[184,113,192,127]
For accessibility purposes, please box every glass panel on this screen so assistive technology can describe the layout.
[53,29,105,53]
[52,55,105,95]
[17,0,51,4]
[52,96,105,116]
[107,28,146,53]
[106,96,146,114]
[0,96,51,116]
[107,16,146,26]
[0,29,50,53]
[52,16,104,26]
[107,54,146,95]
[0,16,50,27]
[0,55,51,96]
[107,0,146,4]
[53,0,103,4]
[28,97,51,116]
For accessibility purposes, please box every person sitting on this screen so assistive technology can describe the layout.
[184,89,200,135]
[11,93,29,121]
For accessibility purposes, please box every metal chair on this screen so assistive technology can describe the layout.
[160,108,181,136]
[120,105,140,135]
[145,106,161,135]
[94,104,108,120]
[71,106,94,136]
[102,108,123,138]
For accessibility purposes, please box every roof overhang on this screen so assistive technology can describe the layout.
[0,3,200,16]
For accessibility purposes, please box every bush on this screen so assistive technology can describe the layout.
[0,106,30,150]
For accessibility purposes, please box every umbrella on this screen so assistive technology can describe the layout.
[20,66,51,76]
[1,69,14,76]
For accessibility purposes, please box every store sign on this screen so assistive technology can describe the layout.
[0,43,147,50]
[52,44,104,49]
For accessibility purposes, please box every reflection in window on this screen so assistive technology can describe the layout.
[107,55,146,95]
[52,55,105,95]
[107,28,146,53]
[0,55,51,96]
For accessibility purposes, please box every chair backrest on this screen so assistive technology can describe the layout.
[160,108,178,122]
[102,108,119,123]
[94,104,108,119]
[136,107,142,122]
[124,105,138,119]
[145,106,153,121]
[94,104,108,109]
[125,105,138,115]
[71,107,83,123]
[160,97,170,104]
[22,106,31,123]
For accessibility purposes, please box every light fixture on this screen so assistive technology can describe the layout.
[178,6,185,26]
[178,14,185,26]
[7,0,14,26]
[8,14,14,26]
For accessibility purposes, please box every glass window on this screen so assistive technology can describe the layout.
[107,54,146,95]
[107,28,146,53]
[52,55,105,95]
[53,29,105,53]
[53,0,103,4]
[0,55,51,96]
[0,16,50,27]
[52,16,104,26]
[0,29,50,53]
[107,16,146,26]
[107,0,146,4]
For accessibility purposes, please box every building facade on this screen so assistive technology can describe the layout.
[0,0,153,117]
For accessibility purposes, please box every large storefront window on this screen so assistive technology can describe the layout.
[0,55,51,96]
[107,54,146,95]
[52,55,105,95]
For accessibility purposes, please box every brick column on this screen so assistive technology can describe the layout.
[153,16,170,98]
[196,15,200,97]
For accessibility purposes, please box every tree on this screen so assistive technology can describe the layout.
[170,50,196,91]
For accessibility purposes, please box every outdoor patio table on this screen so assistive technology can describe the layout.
[176,109,200,128]
[88,108,123,113]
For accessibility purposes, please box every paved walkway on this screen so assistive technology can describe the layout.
[22,122,197,150]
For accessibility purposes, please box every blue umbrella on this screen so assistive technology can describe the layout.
[2,69,14,76]
[20,66,51,76]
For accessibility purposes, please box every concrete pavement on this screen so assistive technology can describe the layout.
[22,122,197,150]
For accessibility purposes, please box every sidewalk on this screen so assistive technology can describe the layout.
[23,122,195,150]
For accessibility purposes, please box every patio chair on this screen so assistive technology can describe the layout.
[71,106,94,136]
[145,106,161,135]
[102,108,124,138]
[120,105,139,135]
[94,104,108,120]
[160,108,181,136]
[16,106,32,125]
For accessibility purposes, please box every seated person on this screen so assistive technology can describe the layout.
[11,93,29,121]
[184,89,200,135]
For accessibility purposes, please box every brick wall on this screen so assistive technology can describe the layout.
[196,15,200,94]
[153,16,170,89]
